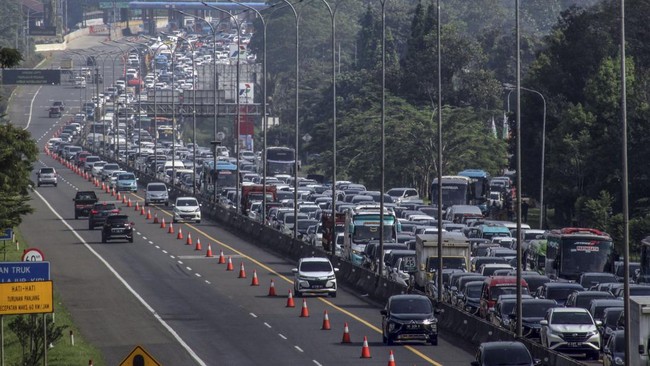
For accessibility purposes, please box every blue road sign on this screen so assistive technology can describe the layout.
[0,262,50,283]
[0,228,13,240]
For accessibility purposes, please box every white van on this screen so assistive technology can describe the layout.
[445,205,483,223]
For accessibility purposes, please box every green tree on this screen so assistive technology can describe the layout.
[9,315,66,366]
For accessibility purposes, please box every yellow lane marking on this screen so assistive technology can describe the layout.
[129,193,443,366]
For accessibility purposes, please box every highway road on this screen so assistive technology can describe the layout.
[12,35,478,365]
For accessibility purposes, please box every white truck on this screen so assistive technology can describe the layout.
[630,296,650,366]
[414,233,471,290]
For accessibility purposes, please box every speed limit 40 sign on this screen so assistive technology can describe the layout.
[22,248,45,262]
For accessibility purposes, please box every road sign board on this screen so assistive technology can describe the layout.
[0,262,50,283]
[1,69,61,85]
[100,1,130,9]
[119,345,162,366]
[0,281,53,315]
[22,248,45,262]
[28,26,56,36]
[0,228,12,240]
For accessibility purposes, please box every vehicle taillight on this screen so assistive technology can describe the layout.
[91,210,98,214]
[111,209,119,214]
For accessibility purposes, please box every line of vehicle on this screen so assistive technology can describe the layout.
[32,188,209,366]
[135,195,443,366]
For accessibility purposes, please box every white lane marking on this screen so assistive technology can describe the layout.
[24,86,43,131]
[162,250,168,254]
[294,346,304,353]
[142,236,147,240]
[148,241,154,245]
[195,273,201,278]
[278,334,287,340]
[155,245,160,249]
[313,361,322,366]
[177,260,183,265]
[250,313,257,318]
[186,267,192,271]
[204,280,211,285]
[264,322,272,328]
[32,189,208,366]
[170,255,175,259]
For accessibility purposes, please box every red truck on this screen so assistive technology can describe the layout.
[321,212,346,252]
[241,185,278,215]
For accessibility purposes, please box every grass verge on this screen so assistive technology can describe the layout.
[1,229,104,366]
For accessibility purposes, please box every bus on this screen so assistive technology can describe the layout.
[343,207,399,267]
[201,160,237,194]
[457,169,490,204]
[265,147,295,176]
[430,176,471,209]
[543,227,617,281]
[156,125,178,144]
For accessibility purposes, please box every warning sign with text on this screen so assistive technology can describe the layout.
[0,281,53,315]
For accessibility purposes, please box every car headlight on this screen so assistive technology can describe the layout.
[194,207,200,212]
[422,318,436,325]
[615,357,624,365]
[586,330,599,337]
[327,275,336,280]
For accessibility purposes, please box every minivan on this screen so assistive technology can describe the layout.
[145,182,169,206]
[479,276,529,318]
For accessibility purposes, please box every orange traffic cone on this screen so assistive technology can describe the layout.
[153,213,159,224]
[140,206,145,215]
[360,336,371,358]
[160,217,166,229]
[101,182,105,191]
[286,290,295,308]
[268,280,277,296]
[146,209,152,220]
[238,262,247,278]
[117,192,121,201]
[194,238,202,251]
[122,195,127,204]
[167,222,174,234]
[341,322,352,343]
[226,257,234,271]
[105,184,110,193]
[205,243,213,257]
[127,198,132,208]
[321,310,331,330]
[218,250,226,264]
[176,228,184,240]
[135,201,140,211]
[111,188,115,197]
[186,233,193,246]
[250,270,259,286]
[387,350,396,366]
[300,298,310,317]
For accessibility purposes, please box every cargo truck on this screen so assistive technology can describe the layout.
[630,296,650,366]
[414,233,471,290]
[241,185,277,216]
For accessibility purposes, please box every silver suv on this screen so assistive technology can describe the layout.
[540,307,601,360]
[292,257,338,297]
[37,167,58,187]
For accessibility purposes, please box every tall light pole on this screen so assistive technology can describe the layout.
[435,0,443,304]
[229,0,271,221]
[504,83,546,229]
[177,10,223,198]
[276,0,301,239]
[619,1,631,364]
[174,33,198,196]
[378,0,387,278]
[202,2,244,213]
[514,0,523,338]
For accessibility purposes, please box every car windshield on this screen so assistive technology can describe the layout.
[108,217,128,224]
[552,311,593,325]
[482,348,532,366]
[390,298,431,314]
[466,285,482,298]
[40,168,54,174]
[118,174,135,180]
[95,203,116,210]
[149,185,166,191]
[491,286,529,301]
[604,309,623,327]
[521,302,555,318]
[300,261,332,272]
[177,199,198,207]
[546,287,581,301]
[612,333,625,352]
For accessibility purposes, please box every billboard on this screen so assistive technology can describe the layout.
[2,69,61,85]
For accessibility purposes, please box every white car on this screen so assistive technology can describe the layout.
[540,307,601,360]
[172,197,201,223]
[292,257,338,298]
[91,161,108,177]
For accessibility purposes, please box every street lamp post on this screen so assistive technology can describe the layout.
[378,0,387,278]
[174,33,198,195]
[202,2,244,214]
[505,83,546,229]
[177,10,224,198]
